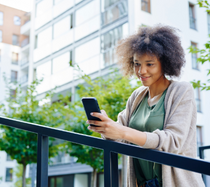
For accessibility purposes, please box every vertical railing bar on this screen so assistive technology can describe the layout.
[111,152,119,187]
[104,149,111,187]
[37,134,49,187]
[199,147,206,185]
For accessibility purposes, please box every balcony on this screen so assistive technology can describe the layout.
[20,74,28,85]
[0,116,209,187]
[21,20,31,36]
[21,57,29,66]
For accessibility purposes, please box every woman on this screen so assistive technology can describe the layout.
[87,25,205,187]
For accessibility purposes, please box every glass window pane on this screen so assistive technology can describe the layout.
[52,52,70,74]
[36,26,52,48]
[36,0,53,17]
[14,16,21,25]
[54,0,63,5]
[75,37,100,63]
[5,168,13,182]
[0,12,3,25]
[53,16,70,39]
[11,70,18,82]
[56,177,63,187]
[75,0,100,26]
[50,178,55,187]
[0,30,2,42]
[37,61,51,79]
[12,52,19,64]
[101,1,127,26]
[74,174,88,187]
[12,35,19,46]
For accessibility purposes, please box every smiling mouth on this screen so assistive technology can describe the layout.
[140,76,151,81]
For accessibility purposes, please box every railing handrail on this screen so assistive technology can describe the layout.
[0,116,209,187]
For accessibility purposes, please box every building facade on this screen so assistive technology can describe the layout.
[0,4,29,187]
[18,0,210,186]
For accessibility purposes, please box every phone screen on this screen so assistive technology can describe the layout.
[81,97,101,127]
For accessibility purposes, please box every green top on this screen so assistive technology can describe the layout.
[129,89,167,187]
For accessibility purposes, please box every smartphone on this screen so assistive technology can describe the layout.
[81,97,101,127]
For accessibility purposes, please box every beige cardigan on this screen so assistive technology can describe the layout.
[117,81,205,187]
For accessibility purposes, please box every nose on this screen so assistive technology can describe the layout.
[138,65,147,75]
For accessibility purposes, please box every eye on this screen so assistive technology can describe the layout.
[134,63,141,67]
[147,63,154,67]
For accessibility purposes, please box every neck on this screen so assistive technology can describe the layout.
[149,75,170,98]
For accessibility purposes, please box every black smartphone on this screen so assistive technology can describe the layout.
[81,97,101,127]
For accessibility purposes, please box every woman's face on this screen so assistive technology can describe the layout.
[133,53,164,87]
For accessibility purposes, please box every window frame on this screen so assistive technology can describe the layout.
[0,11,3,25]
[189,3,196,30]
[5,168,13,182]
[14,16,21,26]
[12,52,19,65]
[191,42,199,70]
[12,34,19,46]
[194,87,202,113]
[141,0,151,13]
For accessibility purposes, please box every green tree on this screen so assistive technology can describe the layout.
[189,0,210,90]
[14,164,31,187]
[0,79,71,187]
[65,68,141,187]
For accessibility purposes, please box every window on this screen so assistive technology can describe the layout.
[189,4,196,30]
[101,0,120,10]
[196,126,203,155]
[35,26,52,48]
[53,15,73,39]
[207,13,210,35]
[10,89,16,99]
[0,12,3,25]
[12,52,19,64]
[0,50,1,63]
[12,34,19,46]
[101,0,127,26]
[14,16,21,25]
[101,23,128,67]
[194,88,201,112]
[191,42,198,70]
[6,154,13,161]
[0,30,2,42]
[11,70,18,82]
[141,0,151,13]
[36,0,53,17]
[5,168,13,182]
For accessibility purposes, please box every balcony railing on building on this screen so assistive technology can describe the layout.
[20,74,28,85]
[21,57,29,66]
[21,38,29,48]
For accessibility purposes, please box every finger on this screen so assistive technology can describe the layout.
[87,120,105,126]
[91,112,108,120]
[88,126,105,133]
[101,110,108,117]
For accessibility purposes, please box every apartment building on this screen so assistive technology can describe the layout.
[19,0,210,186]
[0,4,29,187]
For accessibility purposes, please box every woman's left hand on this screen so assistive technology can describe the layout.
[87,110,125,140]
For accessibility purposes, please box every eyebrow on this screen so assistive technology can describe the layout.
[134,59,154,62]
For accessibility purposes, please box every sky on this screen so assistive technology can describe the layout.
[0,0,32,12]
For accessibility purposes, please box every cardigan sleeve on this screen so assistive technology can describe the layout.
[142,83,196,154]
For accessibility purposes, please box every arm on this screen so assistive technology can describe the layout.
[87,111,147,146]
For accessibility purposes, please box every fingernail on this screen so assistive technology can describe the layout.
[91,112,93,115]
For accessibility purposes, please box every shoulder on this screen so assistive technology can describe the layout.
[166,80,194,101]
[131,85,148,98]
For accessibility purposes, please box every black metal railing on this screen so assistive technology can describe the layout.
[0,116,210,187]
[199,145,210,185]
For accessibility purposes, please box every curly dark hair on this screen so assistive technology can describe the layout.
[116,25,185,77]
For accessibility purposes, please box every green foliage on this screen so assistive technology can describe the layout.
[0,78,72,187]
[65,67,141,172]
[14,164,31,187]
[188,1,210,90]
